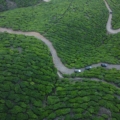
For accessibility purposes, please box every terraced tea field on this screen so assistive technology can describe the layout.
[0,0,120,119]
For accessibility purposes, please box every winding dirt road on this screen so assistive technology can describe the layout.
[0,28,120,75]
[0,0,120,76]
[104,0,120,34]
[0,28,74,74]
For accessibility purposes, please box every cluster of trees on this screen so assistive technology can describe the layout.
[0,0,120,68]
[0,33,58,120]
[11,0,42,7]
[0,0,42,12]
[41,79,120,120]
[0,0,7,12]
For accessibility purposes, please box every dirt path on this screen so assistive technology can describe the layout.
[103,0,120,34]
[0,28,120,75]
[0,28,74,74]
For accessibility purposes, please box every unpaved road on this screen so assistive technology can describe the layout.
[0,28,120,75]
[0,0,120,76]
[0,28,74,74]
[104,0,120,34]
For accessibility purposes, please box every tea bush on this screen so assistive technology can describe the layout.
[41,79,120,119]
[0,32,58,120]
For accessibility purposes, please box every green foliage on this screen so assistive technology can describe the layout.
[0,0,120,119]
[0,0,7,11]
[0,0,42,12]
[70,67,120,87]
[0,33,57,120]
[43,80,120,119]
[0,0,120,68]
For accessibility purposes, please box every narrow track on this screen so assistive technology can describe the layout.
[0,28,120,75]
[103,0,120,34]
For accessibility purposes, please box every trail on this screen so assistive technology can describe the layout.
[0,28,74,74]
[0,28,120,75]
[103,0,120,34]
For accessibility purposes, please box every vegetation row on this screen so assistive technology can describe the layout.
[0,32,120,120]
[42,79,120,120]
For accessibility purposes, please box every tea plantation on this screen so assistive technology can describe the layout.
[0,0,120,68]
[0,33,58,120]
[0,0,120,119]
[0,32,120,119]
[42,79,120,120]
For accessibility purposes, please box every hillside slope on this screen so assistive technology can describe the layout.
[0,0,120,68]
[0,0,120,119]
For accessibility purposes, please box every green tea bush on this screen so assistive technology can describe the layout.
[0,32,58,120]
[42,80,120,119]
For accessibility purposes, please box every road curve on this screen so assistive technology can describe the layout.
[0,27,120,76]
[0,0,120,76]
[103,0,120,34]
[0,28,74,74]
